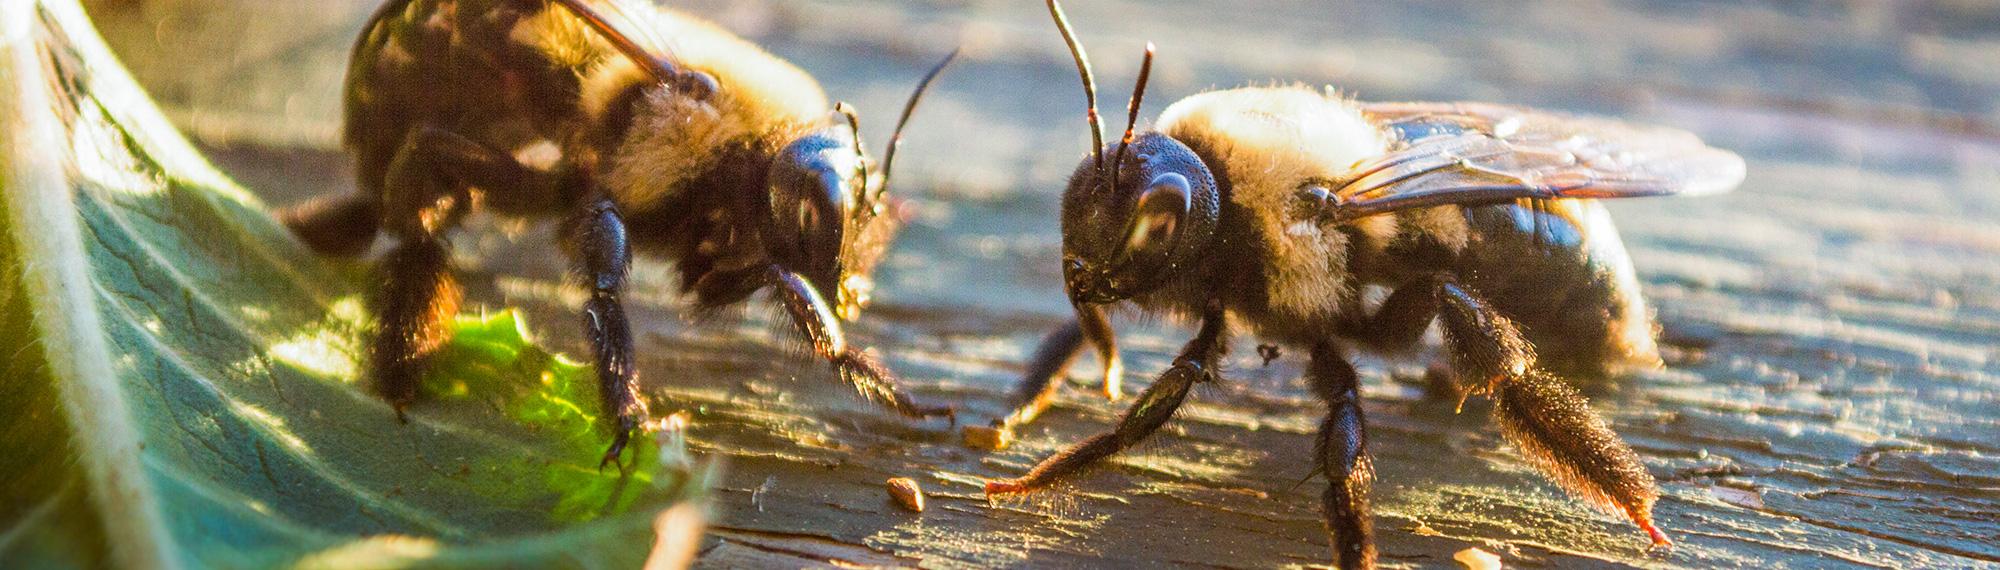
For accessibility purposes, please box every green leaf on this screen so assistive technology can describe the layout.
[0,2,712,568]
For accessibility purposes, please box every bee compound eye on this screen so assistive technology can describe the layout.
[1126,172,1191,252]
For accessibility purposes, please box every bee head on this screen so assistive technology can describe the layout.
[1062,133,1220,304]
[765,123,884,321]
[1042,2,1214,305]
[765,52,955,321]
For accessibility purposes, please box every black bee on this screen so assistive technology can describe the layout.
[981,2,1746,567]
[280,0,957,466]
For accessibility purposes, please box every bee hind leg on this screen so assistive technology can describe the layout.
[1307,342,1376,569]
[367,126,488,416]
[365,125,569,420]
[282,194,380,257]
[1345,274,1459,401]
[1434,279,1668,547]
[984,306,1226,495]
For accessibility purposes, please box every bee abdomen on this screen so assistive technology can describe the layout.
[345,0,596,195]
[1454,200,1660,378]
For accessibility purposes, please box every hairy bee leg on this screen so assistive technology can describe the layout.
[768,268,954,420]
[567,199,647,468]
[996,320,1086,429]
[985,308,1227,494]
[367,126,489,415]
[370,238,460,416]
[366,125,566,419]
[1307,343,1375,570]
[1435,280,1669,547]
[281,194,380,257]
[1349,273,1444,354]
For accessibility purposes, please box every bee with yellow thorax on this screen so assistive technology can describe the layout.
[980,2,1746,568]
[283,0,957,466]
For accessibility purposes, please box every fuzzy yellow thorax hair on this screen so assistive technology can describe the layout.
[511,3,831,206]
[1156,85,1393,322]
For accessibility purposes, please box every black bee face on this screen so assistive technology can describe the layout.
[1061,132,1220,305]
[766,125,899,321]
[768,128,861,316]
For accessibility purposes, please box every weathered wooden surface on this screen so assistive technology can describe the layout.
[83,0,2000,567]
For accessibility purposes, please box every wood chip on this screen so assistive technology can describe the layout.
[961,425,1014,451]
[1454,547,1503,570]
[887,477,925,512]
[1708,485,1766,509]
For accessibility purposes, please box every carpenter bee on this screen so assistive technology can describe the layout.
[981,2,1746,567]
[280,0,958,467]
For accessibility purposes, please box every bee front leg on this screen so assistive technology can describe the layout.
[1307,343,1375,570]
[995,302,1122,429]
[1434,279,1668,547]
[995,319,1085,429]
[767,268,954,421]
[984,305,1227,494]
[566,199,648,469]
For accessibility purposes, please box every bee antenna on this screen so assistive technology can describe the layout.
[833,102,867,193]
[1046,0,1104,175]
[881,47,961,197]
[1112,43,1155,186]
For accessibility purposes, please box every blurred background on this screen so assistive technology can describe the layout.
[80,0,2000,567]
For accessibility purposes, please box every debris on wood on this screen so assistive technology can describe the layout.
[1454,547,1503,570]
[752,475,776,513]
[962,424,1014,451]
[887,477,925,512]
[1708,484,1766,509]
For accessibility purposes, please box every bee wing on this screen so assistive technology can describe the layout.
[549,0,692,85]
[1331,102,1744,219]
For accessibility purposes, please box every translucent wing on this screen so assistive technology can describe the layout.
[1329,102,1745,219]
[548,0,698,88]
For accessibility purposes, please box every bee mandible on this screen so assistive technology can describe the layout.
[282,0,958,466]
[982,2,1746,567]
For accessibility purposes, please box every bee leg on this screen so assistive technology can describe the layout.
[768,268,955,421]
[984,306,1227,494]
[565,199,648,469]
[367,125,567,419]
[1349,274,1457,401]
[281,194,380,257]
[369,237,460,419]
[1076,302,1124,400]
[1307,342,1375,570]
[368,126,493,415]
[996,303,1120,429]
[995,319,1085,429]
[1351,273,1444,354]
[1435,279,1669,547]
